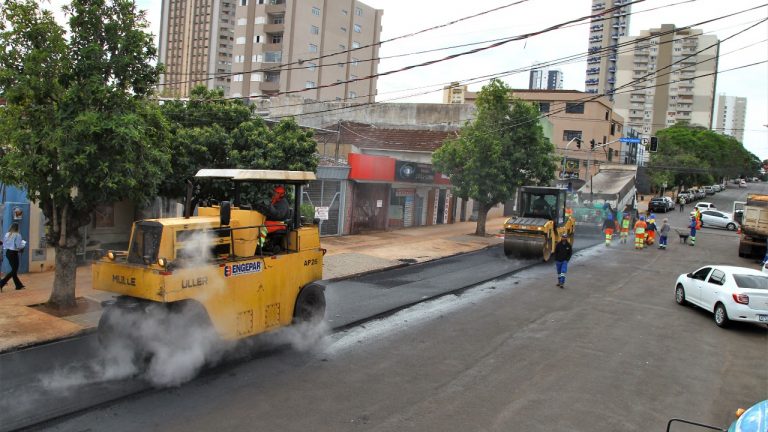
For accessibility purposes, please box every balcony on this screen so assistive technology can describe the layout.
[592,3,605,11]
[589,46,602,53]
[585,78,600,85]
[265,1,286,13]
[264,23,284,34]
[259,80,280,92]
[611,33,619,39]
[590,35,603,42]
[588,56,601,64]
[586,67,600,75]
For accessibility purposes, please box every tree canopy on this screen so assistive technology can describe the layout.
[648,123,761,190]
[432,79,556,235]
[0,0,170,308]
[158,86,319,200]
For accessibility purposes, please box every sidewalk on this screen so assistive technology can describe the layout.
[0,217,507,353]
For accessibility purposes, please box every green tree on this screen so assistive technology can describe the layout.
[0,0,170,308]
[650,123,760,190]
[159,85,318,200]
[433,79,556,236]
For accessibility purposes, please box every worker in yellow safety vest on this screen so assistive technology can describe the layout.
[620,213,631,244]
[634,215,647,250]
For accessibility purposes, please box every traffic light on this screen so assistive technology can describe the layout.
[576,138,581,149]
[649,136,658,152]
[590,139,596,150]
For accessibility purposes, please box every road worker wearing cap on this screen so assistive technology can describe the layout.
[554,233,573,288]
[620,212,631,244]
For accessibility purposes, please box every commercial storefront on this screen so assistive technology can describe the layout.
[347,154,452,234]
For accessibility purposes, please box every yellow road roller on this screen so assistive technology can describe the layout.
[503,186,575,261]
[93,169,326,355]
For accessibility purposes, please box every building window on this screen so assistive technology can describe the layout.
[565,102,585,114]
[255,16,265,24]
[233,74,244,82]
[355,6,363,16]
[312,6,320,16]
[237,18,247,25]
[265,71,280,82]
[340,26,347,32]
[305,81,316,88]
[310,25,319,35]
[264,51,282,62]
[240,0,247,6]
[563,130,582,141]
[538,102,550,113]
[271,33,282,44]
[354,24,361,33]
[308,44,318,53]
[234,55,245,63]
[236,36,246,44]
[349,91,357,98]
[251,73,262,82]
[307,62,316,71]
[253,54,263,62]
[270,14,284,24]
[352,58,359,66]
[352,41,360,48]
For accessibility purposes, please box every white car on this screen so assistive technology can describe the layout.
[675,265,768,327]
[700,210,738,231]
[695,202,716,211]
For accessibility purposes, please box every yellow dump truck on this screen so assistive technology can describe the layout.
[504,186,575,261]
[94,169,326,353]
[738,194,768,258]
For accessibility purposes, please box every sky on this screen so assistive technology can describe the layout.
[45,0,768,159]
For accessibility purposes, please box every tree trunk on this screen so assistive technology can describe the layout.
[48,244,78,309]
[474,202,491,236]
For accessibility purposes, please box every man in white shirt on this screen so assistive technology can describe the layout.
[1,222,26,291]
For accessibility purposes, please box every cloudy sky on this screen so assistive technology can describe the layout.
[46,0,768,159]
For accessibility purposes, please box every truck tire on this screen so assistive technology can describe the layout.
[294,283,326,324]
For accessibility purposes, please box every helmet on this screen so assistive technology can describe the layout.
[650,213,656,219]
[640,215,646,221]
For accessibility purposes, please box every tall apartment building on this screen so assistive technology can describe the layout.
[714,94,747,143]
[585,0,632,100]
[158,0,236,98]
[230,0,382,102]
[613,25,719,139]
[529,65,563,90]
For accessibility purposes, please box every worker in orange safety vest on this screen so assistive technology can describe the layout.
[634,215,647,250]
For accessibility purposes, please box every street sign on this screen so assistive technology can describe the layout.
[619,137,641,143]
[641,137,649,145]
[314,206,329,220]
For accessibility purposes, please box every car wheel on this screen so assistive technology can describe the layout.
[726,223,736,231]
[714,303,730,328]
[675,284,686,305]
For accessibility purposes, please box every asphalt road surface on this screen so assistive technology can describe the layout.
[4,183,766,431]
[0,231,602,431]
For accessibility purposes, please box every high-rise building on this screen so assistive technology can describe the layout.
[158,0,237,98]
[613,25,719,139]
[230,0,382,102]
[158,0,382,102]
[585,0,632,100]
[714,94,747,143]
[529,64,563,90]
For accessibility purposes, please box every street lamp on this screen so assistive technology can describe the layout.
[561,136,582,182]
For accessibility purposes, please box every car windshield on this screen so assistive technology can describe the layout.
[733,274,768,290]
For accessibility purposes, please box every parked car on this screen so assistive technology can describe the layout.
[674,265,768,327]
[711,184,721,192]
[649,197,674,212]
[740,179,747,187]
[703,186,715,195]
[695,202,717,211]
[677,191,693,203]
[694,189,706,199]
[700,210,738,231]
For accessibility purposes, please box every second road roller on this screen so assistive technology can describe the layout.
[503,186,575,261]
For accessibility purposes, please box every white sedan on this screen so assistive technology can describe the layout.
[675,265,768,327]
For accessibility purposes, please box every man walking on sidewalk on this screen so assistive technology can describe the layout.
[554,234,573,288]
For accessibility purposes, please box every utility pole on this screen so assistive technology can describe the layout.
[561,136,582,181]
[335,119,341,161]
